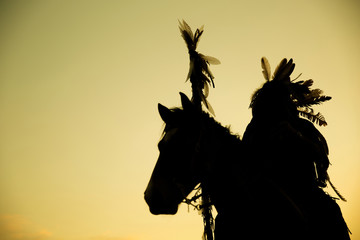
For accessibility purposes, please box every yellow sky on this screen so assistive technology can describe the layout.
[0,1,359,240]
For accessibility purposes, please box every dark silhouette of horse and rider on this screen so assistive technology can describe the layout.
[144,20,351,240]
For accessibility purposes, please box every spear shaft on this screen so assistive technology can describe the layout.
[179,20,219,240]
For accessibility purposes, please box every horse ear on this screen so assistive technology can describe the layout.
[158,103,172,123]
[179,92,193,110]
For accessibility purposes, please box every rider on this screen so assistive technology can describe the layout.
[240,58,350,240]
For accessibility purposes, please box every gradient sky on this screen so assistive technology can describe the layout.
[0,1,359,240]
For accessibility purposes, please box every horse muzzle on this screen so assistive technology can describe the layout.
[144,179,181,215]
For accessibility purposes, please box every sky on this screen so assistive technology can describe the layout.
[0,1,359,240]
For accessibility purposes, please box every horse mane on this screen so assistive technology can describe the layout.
[161,107,240,143]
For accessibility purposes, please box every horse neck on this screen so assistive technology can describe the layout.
[197,121,242,209]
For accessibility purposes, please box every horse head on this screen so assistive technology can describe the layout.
[144,93,204,215]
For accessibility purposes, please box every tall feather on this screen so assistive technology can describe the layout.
[274,59,295,82]
[261,57,271,81]
[272,58,288,79]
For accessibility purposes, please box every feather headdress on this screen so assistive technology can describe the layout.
[252,57,331,126]
[179,20,220,116]
[251,58,347,200]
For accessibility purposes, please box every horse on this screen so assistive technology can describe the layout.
[144,92,350,240]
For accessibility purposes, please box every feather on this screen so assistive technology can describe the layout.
[204,82,209,98]
[280,59,295,80]
[179,20,219,114]
[186,60,195,81]
[291,73,302,81]
[203,55,221,65]
[309,89,323,98]
[179,20,196,51]
[200,93,215,116]
[205,70,215,88]
[272,58,295,82]
[179,20,194,41]
[194,26,204,49]
[298,108,328,126]
[296,95,332,108]
[198,55,215,87]
[261,57,271,81]
[205,99,216,116]
[272,58,288,79]
[302,79,314,87]
[314,95,332,104]
[328,177,347,201]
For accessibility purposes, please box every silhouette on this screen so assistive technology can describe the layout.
[178,20,220,116]
[144,21,350,240]
[229,57,350,240]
